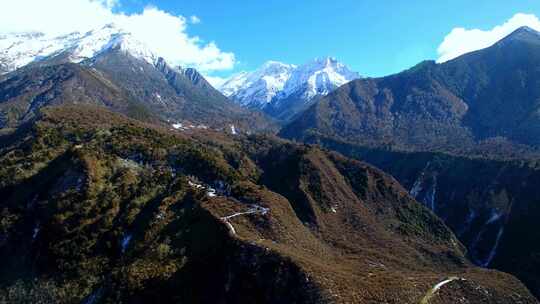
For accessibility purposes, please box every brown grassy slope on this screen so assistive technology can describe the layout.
[208,141,534,303]
[0,105,536,303]
[0,64,158,130]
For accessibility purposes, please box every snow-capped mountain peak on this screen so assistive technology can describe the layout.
[68,24,157,63]
[281,56,359,100]
[219,60,296,107]
[0,23,158,74]
[219,57,360,115]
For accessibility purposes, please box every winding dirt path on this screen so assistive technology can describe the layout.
[220,205,269,235]
[420,277,462,304]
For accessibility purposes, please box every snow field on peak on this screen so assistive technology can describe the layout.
[0,24,158,74]
[220,57,360,109]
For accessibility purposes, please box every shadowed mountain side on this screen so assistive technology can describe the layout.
[296,134,540,299]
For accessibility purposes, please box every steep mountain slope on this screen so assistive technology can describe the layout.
[0,24,276,133]
[0,105,535,303]
[0,63,155,131]
[298,135,540,299]
[87,48,273,131]
[281,26,540,155]
[221,57,359,122]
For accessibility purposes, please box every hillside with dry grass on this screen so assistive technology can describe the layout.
[0,105,535,303]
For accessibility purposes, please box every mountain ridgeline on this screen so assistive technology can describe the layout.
[281,26,540,155]
[87,49,273,131]
[0,24,276,133]
[220,57,360,123]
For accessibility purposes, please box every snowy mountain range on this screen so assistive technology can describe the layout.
[0,23,275,132]
[219,57,360,121]
[219,61,296,107]
[0,24,158,74]
[0,24,359,124]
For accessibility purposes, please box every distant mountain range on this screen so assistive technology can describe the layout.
[0,24,274,132]
[219,57,360,122]
[281,26,540,155]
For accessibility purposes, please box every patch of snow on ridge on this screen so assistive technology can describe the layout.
[188,181,205,189]
[172,123,185,130]
[207,187,217,197]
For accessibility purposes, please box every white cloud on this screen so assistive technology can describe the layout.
[0,0,234,72]
[204,75,227,88]
[190,15,201,24]
[437,13,540,63]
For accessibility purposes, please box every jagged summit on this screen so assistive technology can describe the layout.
[281,56,359,100]
[219,61,296,106]
[219,57,360,121]
[261,60,296,69]
[0,23,275,132]
[497,25,540,45]
[509,25,540,36]
[0,23,158,74]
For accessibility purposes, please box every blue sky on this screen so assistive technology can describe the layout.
[3,1,540,81]
[115,0,540,78]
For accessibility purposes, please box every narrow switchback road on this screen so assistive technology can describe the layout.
[220,205,270,235]
[420,277,462,304]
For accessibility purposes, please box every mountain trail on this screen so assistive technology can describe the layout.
[420,277,463,304]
